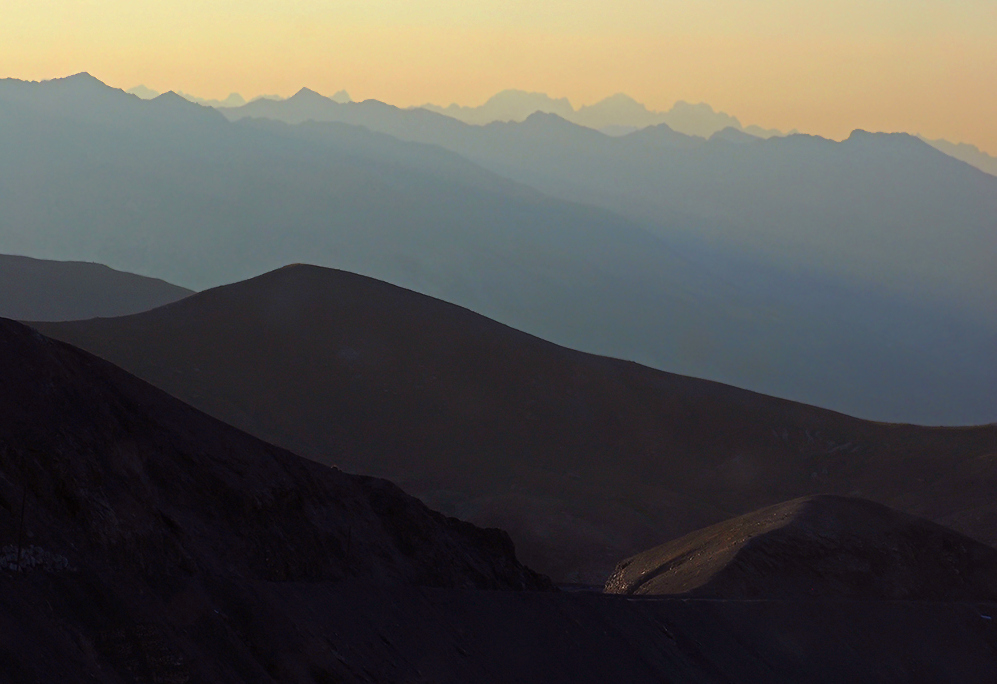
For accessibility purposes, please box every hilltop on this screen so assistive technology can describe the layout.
[36,265,997,583]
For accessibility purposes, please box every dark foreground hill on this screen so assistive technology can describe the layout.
[4,317,997,683]
[605,496,997,600]
[36,265,997,583]
[0,316,550,676]
[0,253,192,321]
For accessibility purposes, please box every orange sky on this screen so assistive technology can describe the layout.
[3,0,995,153]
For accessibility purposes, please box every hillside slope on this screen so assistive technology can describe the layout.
[36,265,997,583]
[605,496,997,600]
[0,253,192,321]
[5,317,997,683]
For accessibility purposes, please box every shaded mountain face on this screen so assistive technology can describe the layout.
[0,316,547,589]
[605,496,997,600]
[36,265,997,584]
[5,289,997,684]
[0,314,556,680]
[0,254,192,321]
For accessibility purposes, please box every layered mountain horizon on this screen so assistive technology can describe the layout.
[2,73,994,424]
[5,67,997,682]
[126,77,997,174]
[35,263,997,583]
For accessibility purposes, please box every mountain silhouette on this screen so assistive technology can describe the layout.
[606,495,997,600]
[223,90,996,321]
[423,89,575,124]
[0,315,558,679]
[918,135,997,177]
[0,253,192,320]
[4,74,995,423]
[420,90,762,138]
[6,315,997,682]
[36,265,997,583]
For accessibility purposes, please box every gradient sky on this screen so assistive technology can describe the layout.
[3,0,995,153]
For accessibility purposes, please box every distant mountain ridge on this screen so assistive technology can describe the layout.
[0,253,193,321]
[420,89,787,139]
[3,73,995,424]
[129,80,996,175]
[126,83,352,107]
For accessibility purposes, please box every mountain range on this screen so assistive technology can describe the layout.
[422,89,787,139]
[6,312,996,681]
[137,83,997,176]
[3,74,992,423]
[36,265,997,584]
[5,71,997,676]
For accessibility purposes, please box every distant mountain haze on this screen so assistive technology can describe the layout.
[422,89,575,125]
[421,89,784,139]
[3,74,995,423]
[918,135,997,177]
[272,86,997,176]
[225,93,997,320]
[36,265,997,583]
[0,254,192,320]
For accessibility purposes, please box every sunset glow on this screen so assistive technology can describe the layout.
[3,0,995,152]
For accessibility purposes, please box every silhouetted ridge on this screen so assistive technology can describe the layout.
[0,316,548,589]
[0,253,192,321]
[288,86,331,103]
[606,495,997,600]
[709,127,759,144]
[36,264,997,583]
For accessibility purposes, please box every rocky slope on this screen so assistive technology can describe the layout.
[605,495,997,599]
[0,315,551,680]
[5,318,997,682]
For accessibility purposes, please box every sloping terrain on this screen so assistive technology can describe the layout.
[2,317,997,682]
[0,315,549,679]
[36,265,997,583]
[605,495,997,599]
[0,253,192,321]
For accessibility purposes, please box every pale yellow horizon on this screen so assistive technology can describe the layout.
[3,0,995,154]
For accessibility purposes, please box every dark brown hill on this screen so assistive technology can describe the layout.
[35,265,997,583]
[0,316,547,589]
[605,495,997,599]
[0,253,192,321]
[6,317,997,683]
